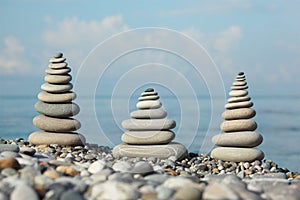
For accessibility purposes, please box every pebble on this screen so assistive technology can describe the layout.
[10,184,39,200]
[44,74,71,84]
[19,146,36,156]
[48,62,68,69]
[221,119,257,132]
[130,108,167,119]
[28,132,85,146]
[229,90,248,97]
[88,160,106,174]
[33,115,81,132]
[136,100,162,109]
[227,96,250,103]
[225,101,253,109]
[211,147,265,162]
[45,67,71,75]
[35,101,80,117]
[60,190,84,200]
[49,57,66,63]
[41,83,72,93]
[212,132,263,147]
[38,91,76,103]
[0,144,19,153]
[0,157,21,170]
[222,108,256,120]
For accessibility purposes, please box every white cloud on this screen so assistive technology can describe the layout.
[0,36,30,74]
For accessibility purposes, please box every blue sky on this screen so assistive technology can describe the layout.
[0,0,300,96]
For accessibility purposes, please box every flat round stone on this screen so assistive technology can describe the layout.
[145,88,154,92]
[229,90,248,97]
[222,108,256,120]
[38,91,76,103]
[122,119,176,130]
[53,53,63,58]
[231,85,248,90]
[221,119,257,132]
[211,147,264,162]
[141,92,158,96]
[130,108,167,119]
[35,101,80,117]
[41,83,73,93]
[232,81,247,86]
[45,67,71,75]
[33,115,81,132]
[48,62,68,69]
[227,96,251,103]
[136,100,161,109]
[138,95,159,101]
[28,132,85,146]
[235,77,246,81]
[112,142,187,160]
[44,75,72,84]
[121,131,175,144]
[225,101,253,109]
[49,57,66,63]
[212,132,263,147]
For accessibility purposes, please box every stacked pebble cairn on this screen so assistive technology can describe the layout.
[28,53,85,146]
[113,88,187,160]
[211,72,264,162]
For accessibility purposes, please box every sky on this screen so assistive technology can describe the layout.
[0,0,300,97]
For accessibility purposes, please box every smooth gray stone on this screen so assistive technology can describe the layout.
[141,91,158,96]
[61,190,84,200]
[121,131,175,144]
[231,85,248,90]
[122,119,176,130]
[88,160,106,174]
[33,115,81,132]
[225,101,253,109]
[222,108,256,120]
[144,174,170,184]
[19,146,36,156]
[229,90,248,97]
[227,96,250,103]
[41,83,72,93]
[212,132,263,147]
[129,161,154,174]
[45,67,71,75]
[136,100,161,109]
[0,151,20,158]
[44,75,71,84]
[202,182,240,200]
[28,132,86,146]
[112,142,188,160]
[232,81,247,86]
[53,52,63,58]
[38,91,76,103]
[138,95,159,101]
[10,183,39,200]
[236,74,245,79]
[235,77,246,81]
[0,144,19,153]
[221,119,257,132]
[211,147,264,162]
[49,57,66,63]
[130,108,167,119]
[173,187,203,200]
[48,62,68,69]
[35,101,80,117]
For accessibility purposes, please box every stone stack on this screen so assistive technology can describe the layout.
[211,72,264,162]
[113,88,187,160]
[28,53,85,146]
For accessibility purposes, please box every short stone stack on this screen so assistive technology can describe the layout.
[113,88,187,160]
[211,72,264,162]
[28,53,85,146]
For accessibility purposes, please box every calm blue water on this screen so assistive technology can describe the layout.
[0,95,299,172]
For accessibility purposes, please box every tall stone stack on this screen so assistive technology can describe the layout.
[211,72,264,162]
[113,88,187,160]
[28,53,85,146]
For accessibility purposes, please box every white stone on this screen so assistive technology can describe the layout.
[141,91,158,96]
[48,62,68,69]
[44,75,71,84]
[138,95,159,101]
[41,83,73,93]
[121,131,175,144]
[112,142,187,160]
[225,101,253,109]
[130,108,167,119]
[122,119,176,130]
[229,90,248,97]
[49,57,66,63]
[227,96,250,103]
[88,160,106,174]
[38,91,76,103]
[231,85,248,90]
[136,100,161,109]
[45,67,71,75]
[211,147,264,162]
[222,108,256,120]
[28,132,85,146]
[221,119,257,132]
[232,81,247,86]
[212,132,263,147]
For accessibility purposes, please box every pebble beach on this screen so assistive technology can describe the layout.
[0,138,299,200]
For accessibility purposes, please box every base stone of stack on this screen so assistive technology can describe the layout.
[121,131,175,144]
[113,142,187,160]
[211,147,264,162]
[29,132,85,146]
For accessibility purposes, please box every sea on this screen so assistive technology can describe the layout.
[0,94,299,172]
